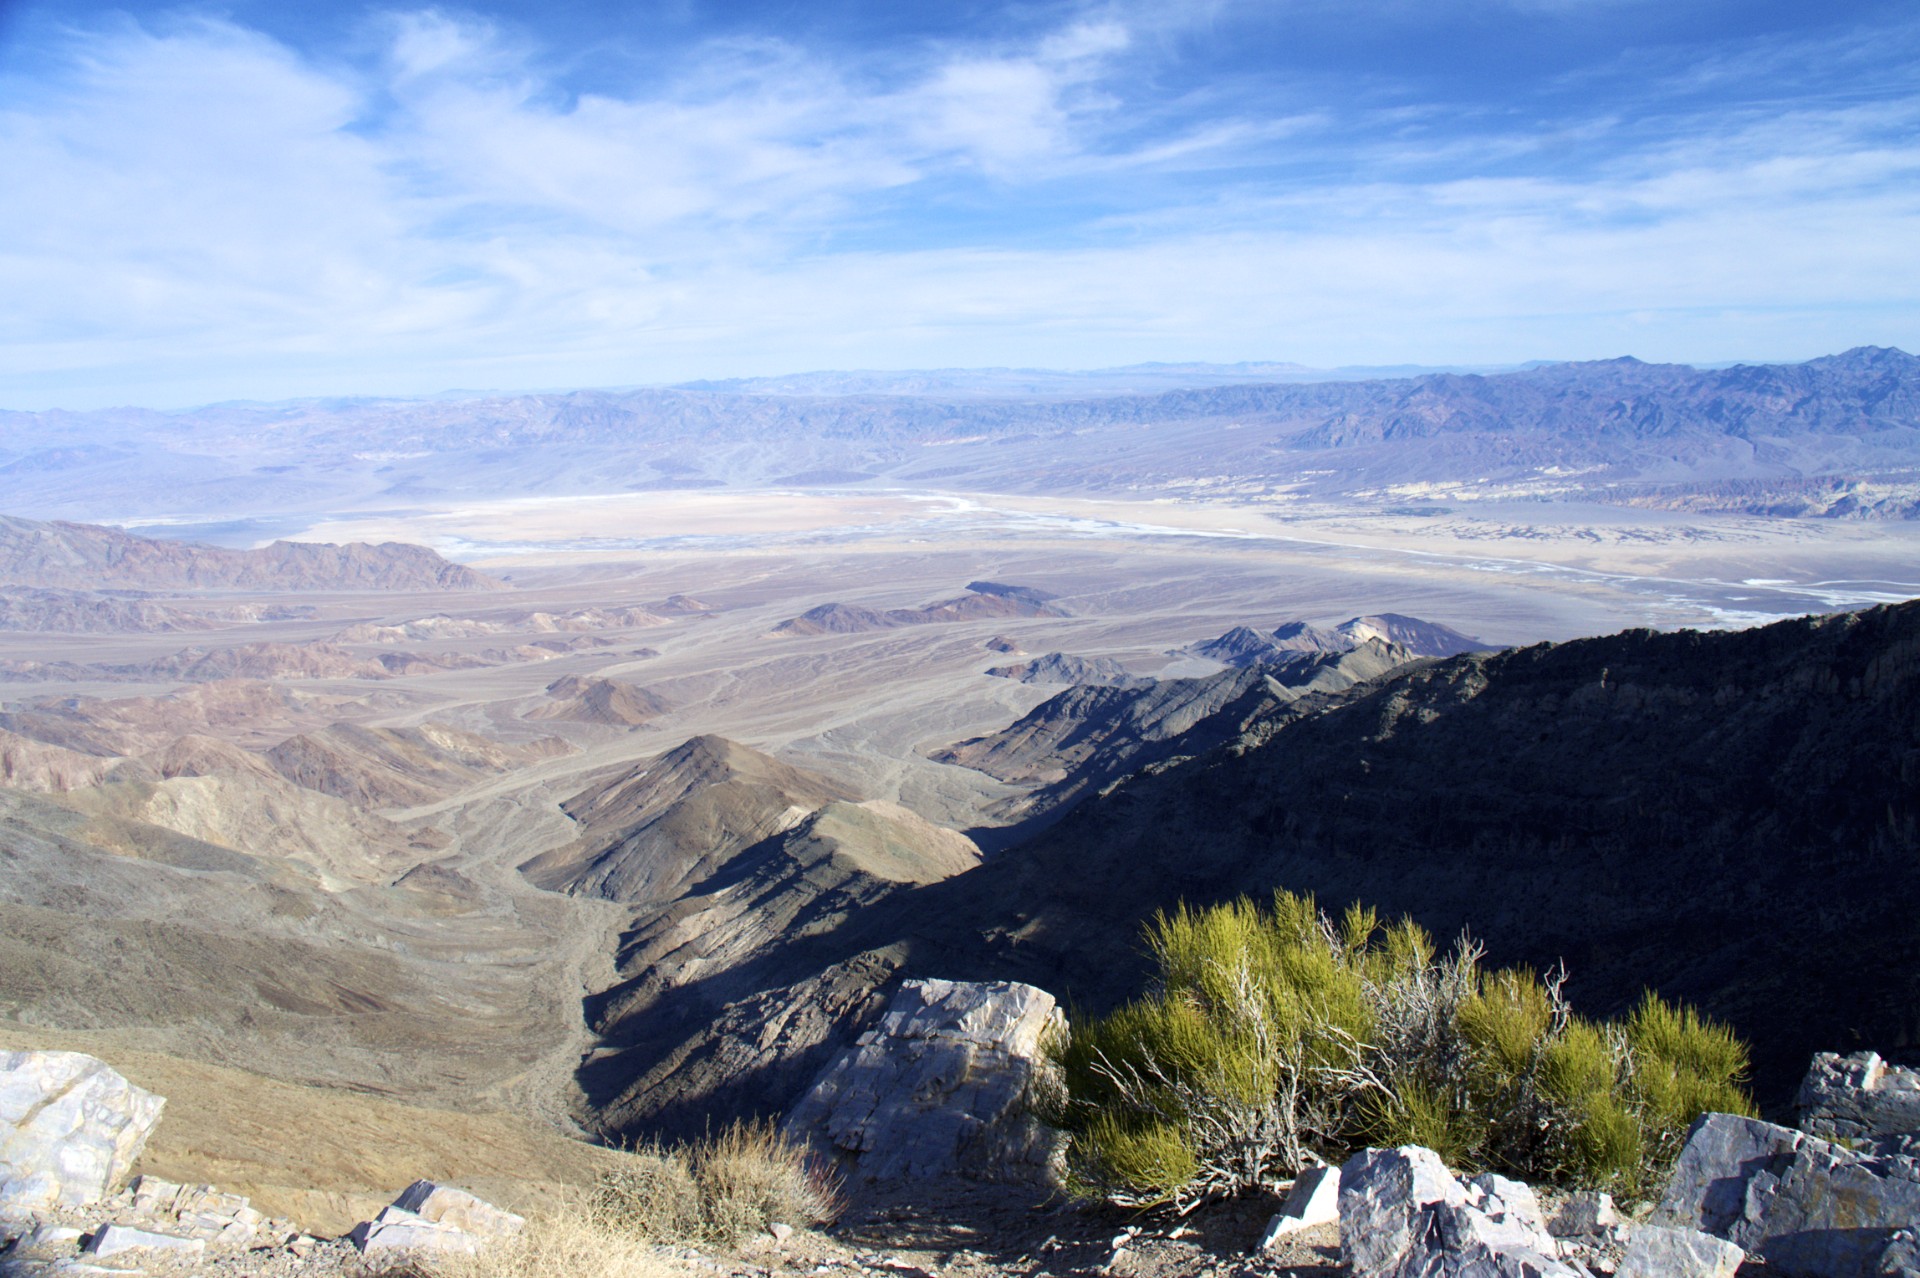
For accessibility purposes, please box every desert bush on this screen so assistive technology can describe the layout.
[595,1120,842,1247]
[1046,891,1753,1209]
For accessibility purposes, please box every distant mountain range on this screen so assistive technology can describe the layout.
[0,515,501,591]
[3,348,1915,523]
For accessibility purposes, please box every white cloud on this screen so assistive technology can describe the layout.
[0,7,1915,408]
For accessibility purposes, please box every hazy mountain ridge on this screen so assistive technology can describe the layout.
[0,515,503,591]
[4,348,1917,522]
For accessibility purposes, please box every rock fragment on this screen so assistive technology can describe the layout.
[1547,1192,1620,1239]
[1258,1164,1340,1248]
[1615,1223,1743,1278]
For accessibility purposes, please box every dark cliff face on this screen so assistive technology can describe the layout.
[584,601,1920,1137]
[790,601,1919,1114]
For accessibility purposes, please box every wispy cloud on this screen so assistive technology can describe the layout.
[0,3,1915,407]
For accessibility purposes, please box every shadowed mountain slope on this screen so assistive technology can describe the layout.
[935,639,1415,820]
[887,600,1920,1107]
[577,601,1920,1138]
[985,652,1144,689]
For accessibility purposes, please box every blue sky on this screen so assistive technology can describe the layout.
[1,0,1917,409]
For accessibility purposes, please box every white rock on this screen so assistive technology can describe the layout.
[1337,1147,1583,1278]
[349,1205,483,1260]
[1258,1164,1341,1248]
[84,1223,207,1260]
[770,1222,795,1242]
[390,1179,525,1239]
[1464,1172,1557,1255]
[1548,1191,1621,1238]
[1615,1223,1743,1278]
[0,1051,164,1213]
[782,978,1064,1181]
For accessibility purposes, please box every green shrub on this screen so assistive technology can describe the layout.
[1045,891,1754,1209]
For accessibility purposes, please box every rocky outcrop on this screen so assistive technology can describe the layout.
[773,586,1065,636]
[1798,1051,1920,1147]
[527,675,670,726]
[29,1173,304,1257]
[0,1051,164,1215]
[783,979,1062,1183]
[1187,615,1483,667]
[1654,1111,1920,1277]
[349,1180,524,1260]
[1258,1165,1340,1248]
[986,652,1144,688]
[1337,1146,1578,1277]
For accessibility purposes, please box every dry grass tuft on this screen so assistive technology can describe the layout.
[399,1122,841,1276]
[427,1196,683,1278]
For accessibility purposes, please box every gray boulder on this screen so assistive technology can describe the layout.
[1337,1146,1582,1278]
[0,1051,164,1215]
[1656,1110,1920,1278]
[1615,1224,1743,1278]
[1799,1052,1920,1146]
[782,978,1063,1182]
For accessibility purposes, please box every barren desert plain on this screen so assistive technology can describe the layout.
[2,380,1919,1271]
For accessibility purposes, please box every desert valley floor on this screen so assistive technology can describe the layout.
[2,487,1918,1234]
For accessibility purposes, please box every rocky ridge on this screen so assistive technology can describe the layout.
[774,586,1066,636]
[0,516,502,592]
